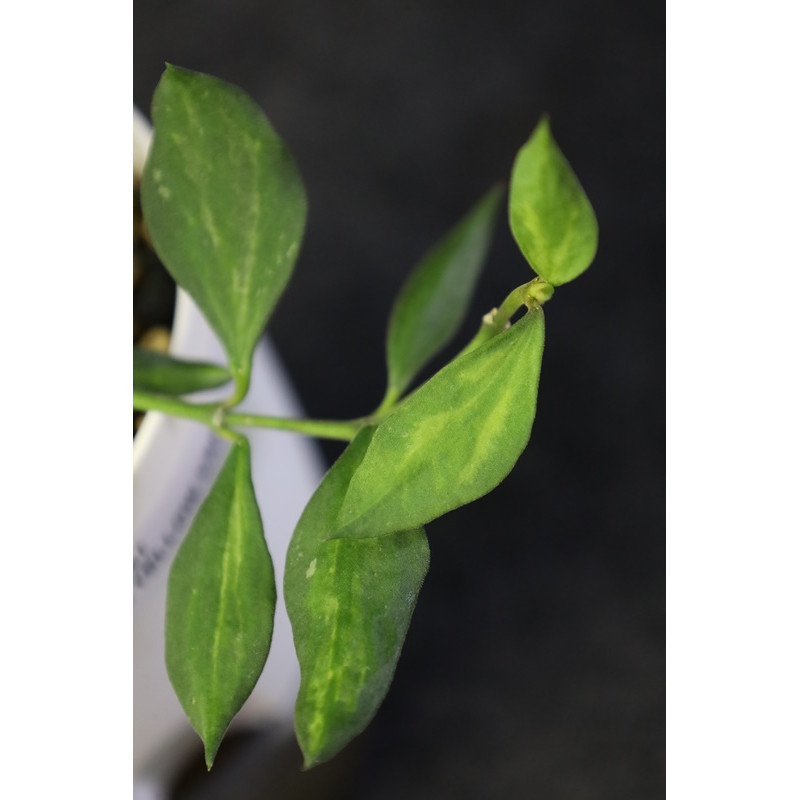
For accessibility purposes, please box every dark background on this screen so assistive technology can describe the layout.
[134,1,664,797]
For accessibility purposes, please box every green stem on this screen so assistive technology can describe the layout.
[224,412,361,442]
[457,277,553,358]
[134,278,553,440]
[133,390,361,442]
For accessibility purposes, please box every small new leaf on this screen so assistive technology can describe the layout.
[285,428,429,767]
[166,439,276,769]
[333,308,545,540]
[133,347,230,395]
[141,65,307,397]
[386,185,502,398]
[509,116,598,286]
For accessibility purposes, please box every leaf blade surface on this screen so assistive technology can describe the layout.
[165,439,275,768]
[285,428,429,767]
[133,347,230,395]
[141,65,307,388]
[386,186,501,397]
[335,309,546,539]
[509,117,597,286]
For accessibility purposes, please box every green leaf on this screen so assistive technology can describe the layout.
[385,185,502,398]
[166,438,275,769]
[133,347,230,395]
[141,65,307,396]
[509,116,598,286]
[285,428,429,767]
[333,308,545,540]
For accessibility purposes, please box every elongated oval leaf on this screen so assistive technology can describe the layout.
[141,65,307,392]
[285,427,429,767]
[333,308,545,539]
[166,438,275,769]
[386,185,502,398]
[509,116,598,286]
[133,347,230,395]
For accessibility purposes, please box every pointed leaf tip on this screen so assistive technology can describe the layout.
[204,741,219,771]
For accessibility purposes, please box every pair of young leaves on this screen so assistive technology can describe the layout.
[139,66,597,769]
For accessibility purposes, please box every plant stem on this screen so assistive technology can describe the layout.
[224,412,361,442]
[133,390,361,442]
[134,278,553,440]
[456,277,553,358]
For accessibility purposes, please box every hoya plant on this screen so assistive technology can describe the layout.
[134,64,598,770]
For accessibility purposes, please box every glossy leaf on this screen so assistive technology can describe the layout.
[141,65,307,393]
[285,428,429,767]
[166,439,275,769]
[386,186,502,398]
[509,116,598,286]
[333,308,545,539]
[133,347,230,395]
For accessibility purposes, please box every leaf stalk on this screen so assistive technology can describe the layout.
[133,390,360,442]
